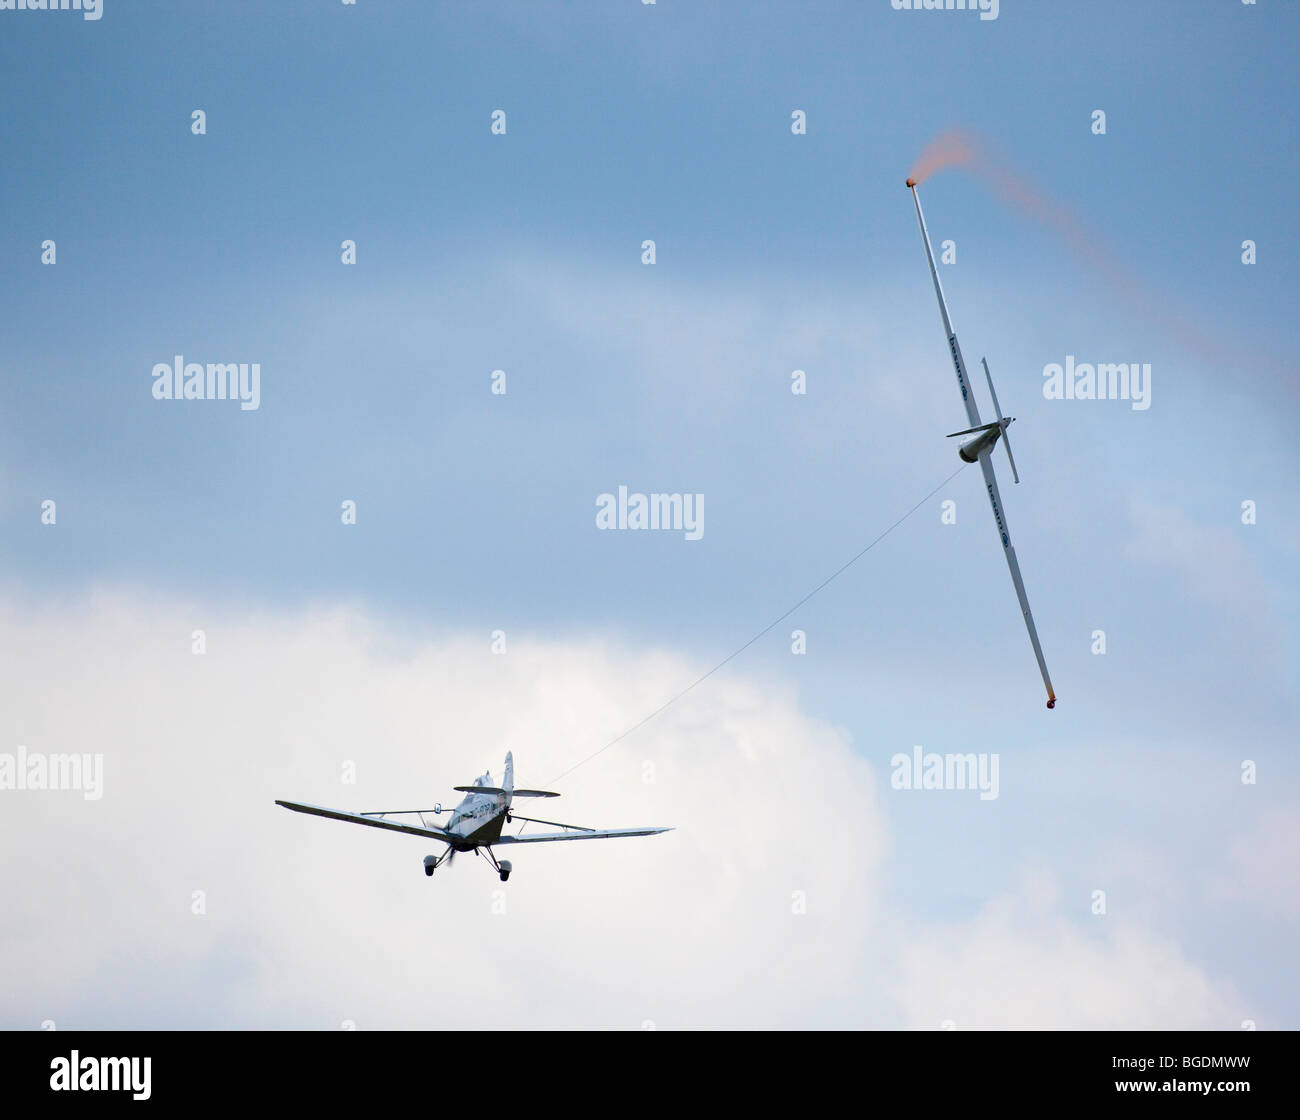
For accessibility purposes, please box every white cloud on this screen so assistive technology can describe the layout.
[0,591,1246,1029]
[890,872,1243,1030]
[1212,808,1300,925]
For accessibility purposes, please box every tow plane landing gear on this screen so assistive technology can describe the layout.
[423,850,453,878]
[426,847,513,882]
[480,848,512,882]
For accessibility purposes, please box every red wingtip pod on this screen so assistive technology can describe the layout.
[906,177,916,188]
[1046,698,1056,709]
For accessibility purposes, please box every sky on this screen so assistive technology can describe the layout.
[0,0,1296,1029]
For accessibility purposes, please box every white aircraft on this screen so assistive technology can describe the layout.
[276,752,672,881]
[906,178,1058,709]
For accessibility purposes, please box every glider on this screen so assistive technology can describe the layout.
[907,178,1058,709]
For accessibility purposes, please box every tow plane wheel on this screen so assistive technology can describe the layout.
[423,855,438,877]
[499,859,512,883]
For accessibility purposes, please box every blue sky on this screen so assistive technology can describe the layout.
[1,1,1297,1028]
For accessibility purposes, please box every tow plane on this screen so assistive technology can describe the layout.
[907,178,1058,709]
[276,752,672,881]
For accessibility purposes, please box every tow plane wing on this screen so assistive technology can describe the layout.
[494,826,672,844]
[274,800,455,843]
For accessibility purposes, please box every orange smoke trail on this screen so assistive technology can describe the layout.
[906,129,978,187]
[907,129,1290,384]
[911,129,1132,293]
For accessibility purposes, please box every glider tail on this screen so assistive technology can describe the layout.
[981,357,1020,484]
